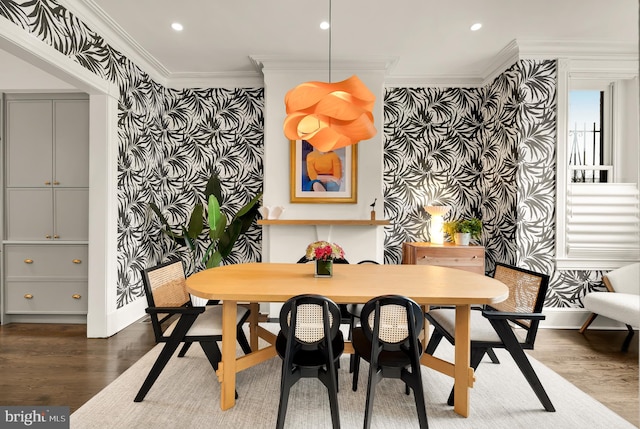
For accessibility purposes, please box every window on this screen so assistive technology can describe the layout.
[555,58,640,270]
[568,86,611,183]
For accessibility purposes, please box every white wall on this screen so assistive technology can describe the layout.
[0,49,76,91]
[616,76,640,184]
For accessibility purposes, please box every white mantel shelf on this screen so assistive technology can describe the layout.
[257,219,390,226]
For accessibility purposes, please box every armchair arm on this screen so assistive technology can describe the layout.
[146,306,206,315]
[482,310,546,321]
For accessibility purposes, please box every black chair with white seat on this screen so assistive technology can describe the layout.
[424,262,555,412]
[351,295,428,429]
[296,255,351,323]
[275,294,344,429]
[346,259,380,373]
[134,259,252,402]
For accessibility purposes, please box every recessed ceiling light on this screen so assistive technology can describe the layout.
[470,23,482,31]
[320,21,330,30]
[171,22,183,32]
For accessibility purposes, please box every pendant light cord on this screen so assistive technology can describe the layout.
[328,0,332,83]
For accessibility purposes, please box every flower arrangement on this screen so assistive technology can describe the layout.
[305,241,345,261]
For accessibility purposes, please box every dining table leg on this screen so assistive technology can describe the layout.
[249,302,260,351]
[221,300,238,410]
[453,304,471,417]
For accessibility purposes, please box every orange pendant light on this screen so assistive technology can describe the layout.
[282,0,376,152]
[284,75,376,152]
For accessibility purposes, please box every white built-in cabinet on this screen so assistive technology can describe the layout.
[2,93,89,323]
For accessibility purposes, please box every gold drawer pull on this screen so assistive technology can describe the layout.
[24,294,33,299]
[45,235,52,239]
[24,259,33,264]
[54,235,60,239]
[53,181,60,185]
[472,255,477,259]
[72,294,81,300]
[72,259,82,264]
[45,181,51,185]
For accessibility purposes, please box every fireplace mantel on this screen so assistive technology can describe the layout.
[257,219,390,226]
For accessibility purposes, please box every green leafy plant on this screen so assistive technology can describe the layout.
[149,173,262,269]
[442,218,482,240]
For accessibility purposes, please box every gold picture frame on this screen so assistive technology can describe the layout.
[290,139,357,203]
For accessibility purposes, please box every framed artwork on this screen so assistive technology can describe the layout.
[290,139,357,203]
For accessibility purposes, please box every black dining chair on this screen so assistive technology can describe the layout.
[296,255,351,324]
[346,259,380,372]
[424,262,555,412]
[134,259,252,402]
[351,295,429,429]
[275,294,344,429]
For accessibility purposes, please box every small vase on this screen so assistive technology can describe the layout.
[315,259,333,278]
[454,232,471,246]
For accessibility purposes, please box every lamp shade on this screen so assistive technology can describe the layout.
[283,75,376,152]
[424,205,451,245]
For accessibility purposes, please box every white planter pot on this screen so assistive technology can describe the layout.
[454,232,471,246]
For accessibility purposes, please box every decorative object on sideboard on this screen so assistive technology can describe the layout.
[424,205,451,244]
[305,241,345,278]
[282,0,376,152]
[442,218,482,246]
[149,172,262,270]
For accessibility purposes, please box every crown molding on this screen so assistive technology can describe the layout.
[250,55,399,74]
[60,0,170,86]
[517,39,638,61]
[384,75,484,88]
[481,39,520,86]
[165,71,264,89]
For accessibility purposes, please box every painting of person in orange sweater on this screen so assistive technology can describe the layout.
[293,139,356,203]
[306,148,343,191]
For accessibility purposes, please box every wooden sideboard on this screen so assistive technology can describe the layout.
[402,242,485,275]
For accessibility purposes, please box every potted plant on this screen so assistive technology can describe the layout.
[442,218,482,245]
[149,173,262,270]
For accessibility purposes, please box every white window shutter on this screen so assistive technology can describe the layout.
[566,183,640,261]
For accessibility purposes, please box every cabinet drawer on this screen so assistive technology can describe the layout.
[403,242,485,275]
[5,245,88,278]
[415,252,484,272]
[5,281,87,314]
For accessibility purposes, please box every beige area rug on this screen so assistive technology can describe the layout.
[71,325,635,429]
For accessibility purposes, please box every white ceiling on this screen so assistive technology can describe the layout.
[64,0,637,85]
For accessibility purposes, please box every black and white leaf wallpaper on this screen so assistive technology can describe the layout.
[383,61,606,307]
[0,0,264,309]
[0,0,606,310]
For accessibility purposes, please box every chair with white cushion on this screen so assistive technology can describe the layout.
[134,259,251,402]
[579,262,640,352]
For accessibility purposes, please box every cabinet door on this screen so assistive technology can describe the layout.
[6,189,54,240]
[54,189,89,241]
[54,99,89,187]
[6,100,53,187]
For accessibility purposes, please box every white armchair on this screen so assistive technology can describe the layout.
[579,263,640,352]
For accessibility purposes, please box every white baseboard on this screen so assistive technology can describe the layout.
[540,308,633,330]
[101,297,147,338]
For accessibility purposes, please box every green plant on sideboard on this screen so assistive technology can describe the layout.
[442,218,482,240]
[149,173,262,269]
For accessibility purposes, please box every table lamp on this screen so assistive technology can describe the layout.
[424,205,451,244]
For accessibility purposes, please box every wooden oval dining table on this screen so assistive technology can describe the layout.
[186,262,508,417]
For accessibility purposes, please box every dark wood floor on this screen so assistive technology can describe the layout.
[0,321,637,426]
